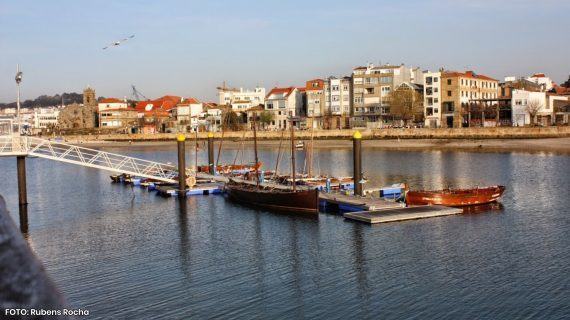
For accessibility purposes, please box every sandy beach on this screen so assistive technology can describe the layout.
[75,137,570,154]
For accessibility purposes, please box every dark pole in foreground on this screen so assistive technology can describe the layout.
[207,132,215,175]
[17,156,28,232]
[177,134,187,197]
[353,131,363,196]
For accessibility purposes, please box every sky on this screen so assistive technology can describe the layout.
[1,0,569,103]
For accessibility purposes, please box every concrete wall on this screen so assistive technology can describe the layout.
[63,126,570,142]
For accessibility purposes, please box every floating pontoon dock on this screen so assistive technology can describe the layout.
[344,205,463,224]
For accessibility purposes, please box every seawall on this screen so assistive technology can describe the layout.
[61,126,570,142]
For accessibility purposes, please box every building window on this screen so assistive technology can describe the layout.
[447,91,452,97]
[447,79,452,85]
[434,77,438,82]
[366,88,374,94]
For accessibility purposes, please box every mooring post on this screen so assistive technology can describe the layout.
[177,134,187,197]
[16,156,28,232]
[353,131,363,196]
[207,132,215,175]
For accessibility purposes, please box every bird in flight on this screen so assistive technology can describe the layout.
[103,35,135,50]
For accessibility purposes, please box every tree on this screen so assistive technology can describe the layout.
[259,111,274,130]
[222,110,241,131]
[525,99,543,126]
[387,85,423,125]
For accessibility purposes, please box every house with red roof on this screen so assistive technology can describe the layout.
[134,95,182,133]
[98,97,128,112]
[264,87,303,129]
[170,97,203,132]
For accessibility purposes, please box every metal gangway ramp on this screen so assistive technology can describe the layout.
[0,135,179,183]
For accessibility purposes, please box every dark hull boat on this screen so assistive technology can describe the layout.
[225,180,319,215]
[405,185,505,207]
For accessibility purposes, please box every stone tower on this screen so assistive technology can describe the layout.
[83,86,96,107]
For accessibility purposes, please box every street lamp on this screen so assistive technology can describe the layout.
[15,65,23,135]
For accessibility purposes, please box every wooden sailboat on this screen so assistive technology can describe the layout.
[225,114,319,214]
[405,185,506,207]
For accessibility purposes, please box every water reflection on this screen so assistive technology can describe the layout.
[0,145,568,319]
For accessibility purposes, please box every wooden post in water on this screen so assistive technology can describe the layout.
[353,131,363,196]
[207,132,215,175]
[17,156,28,232]
[290,117,296,191]
[252,113,260,188]
[177,134,187,197]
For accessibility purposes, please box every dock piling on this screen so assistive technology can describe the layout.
[207,132,215,175]
[353,131,363,196]
[17,156,28,233]
[177,134,186,197]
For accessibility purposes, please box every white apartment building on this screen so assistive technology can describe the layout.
[33,107,60,129]
[98,98,128,112]
[323,77,351,129]
[264,87,303,129]
[218,86,265,113]
[423,72,442,128]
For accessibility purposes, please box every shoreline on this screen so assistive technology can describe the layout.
[72,137,570,154]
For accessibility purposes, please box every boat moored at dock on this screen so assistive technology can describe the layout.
[405,185,506,207]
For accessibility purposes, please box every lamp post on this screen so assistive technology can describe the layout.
[15,65,23,135]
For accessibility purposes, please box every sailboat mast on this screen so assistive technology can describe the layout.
[273,129,284,178]
[194,129,198,171]
[290,116,296,191]
[253,113,260,188]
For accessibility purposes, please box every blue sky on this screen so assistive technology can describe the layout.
[1,0,568,102]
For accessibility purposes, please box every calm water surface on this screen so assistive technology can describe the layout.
[0,144,569,319]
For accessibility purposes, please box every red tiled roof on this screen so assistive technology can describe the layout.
[266,87,296,99]
[443,71,497,82]
[99,98,124,103]
[181,97,200,104]
[134,95,182,113]
[553,85,570,95]
[99,107,136,112]
[353,66,367,70]
[530,73,546,78]
[306,79,324,91]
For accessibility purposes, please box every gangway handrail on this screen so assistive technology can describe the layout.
[0,136,183,183]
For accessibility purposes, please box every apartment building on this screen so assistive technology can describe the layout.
[323,77,351,129]
[264,87,303,129]
[32,107,60,130]
[424,70,499,128]
[217,85,265,113]
[305,79,324,129]
[423,72,442,128]
[352,64,417,128]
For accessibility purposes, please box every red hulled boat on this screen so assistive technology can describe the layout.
[405,185,505,207]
